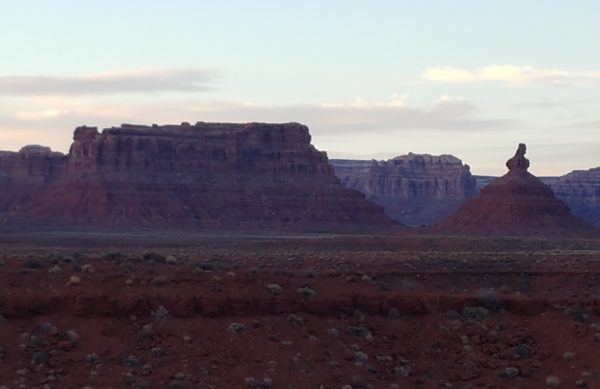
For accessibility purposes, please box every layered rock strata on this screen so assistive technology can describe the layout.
[331,154,476,225]
[546,168,600,227]
[0,122,393,231]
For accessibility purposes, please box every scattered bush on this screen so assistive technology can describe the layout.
[266,284,282,295]
[143,252,166,263]
[545,375,560,387]
[296,285,316,299]
[228,322,246,334]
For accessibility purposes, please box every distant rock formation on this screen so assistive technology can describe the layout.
[437,144,589,234]
[0,122,394,231]
[547,168,600,227]
[331,154,476,225]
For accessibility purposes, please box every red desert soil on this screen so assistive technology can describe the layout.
[2,231,600,388]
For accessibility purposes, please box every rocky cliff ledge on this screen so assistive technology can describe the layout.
[547,168,600,227]
[331,154,476,225]
[0,122,393,231]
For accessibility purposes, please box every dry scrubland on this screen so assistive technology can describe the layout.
[0,231,599,388]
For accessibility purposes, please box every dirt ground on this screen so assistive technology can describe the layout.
[2,230,600,388]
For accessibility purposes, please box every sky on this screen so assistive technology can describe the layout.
[1,1,599,175]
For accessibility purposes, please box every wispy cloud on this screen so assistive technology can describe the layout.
[422,65,600,85]
[0,67,217,96]
[0,94,514,155]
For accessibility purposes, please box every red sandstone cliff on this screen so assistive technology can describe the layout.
[0,122,394,231]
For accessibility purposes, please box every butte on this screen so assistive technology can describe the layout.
[436,143,590,235]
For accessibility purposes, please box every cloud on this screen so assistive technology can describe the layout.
[0,67,217,96]
[422,65,600,85]
[514,98,594,111]
[0,94,514,155]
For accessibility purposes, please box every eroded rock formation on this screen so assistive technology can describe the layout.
[437,144,589,234]
[548,168,600,227]
[331,154,476,225]
[0,122,394,230]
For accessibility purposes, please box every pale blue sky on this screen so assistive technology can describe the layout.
[1,1,599,175]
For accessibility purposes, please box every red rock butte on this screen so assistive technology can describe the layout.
[0,122,394,231]
[437,143,590,234]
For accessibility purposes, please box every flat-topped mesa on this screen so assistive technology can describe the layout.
[67,122,329,177]
[436,143,590,235]
[506,143,530,174]
[0,121,394,231]
[331,153,476,225]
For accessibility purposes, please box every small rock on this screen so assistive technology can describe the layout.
[31,351,49,364]
[563,351,575,360]
[66,329,79,344]
[85,352,102,365]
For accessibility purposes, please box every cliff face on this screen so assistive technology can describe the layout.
[0,122,393,230]
[437,144,589,234]
[331,154,476,225]
[547,168,600,227]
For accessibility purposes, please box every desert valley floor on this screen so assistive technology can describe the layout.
[1,230,600,388]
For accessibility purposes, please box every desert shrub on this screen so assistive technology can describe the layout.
[228,322,246,334]
[21,258,42,269]
[565,304,591,322]
[287,314,304,327]
[475,288,503,310]
[143,252,166,263]
[545,375,560,387]
[103,252,127,261]
[151,305,170,320]
[266,284,282,295]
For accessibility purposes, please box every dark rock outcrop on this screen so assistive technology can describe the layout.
[331,154,476,225]
[437,144,589,234]
[0,122,394,231]
[547,168,600,227]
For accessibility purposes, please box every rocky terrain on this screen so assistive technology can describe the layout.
[545,169,600,227]
[437,144,590,234]
[331,154,476,225]
[2,231,600,388]
[0,122,393,231]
